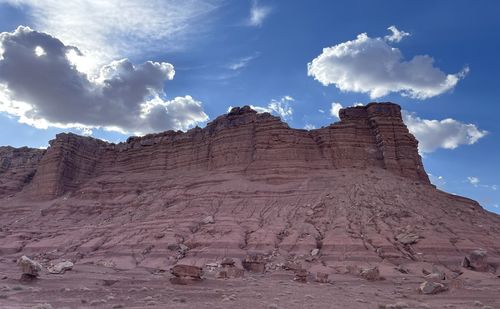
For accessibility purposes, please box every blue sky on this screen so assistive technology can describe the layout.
[0,0,498,213]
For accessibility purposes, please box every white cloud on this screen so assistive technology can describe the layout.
[250,96,294,120]
[466,177,497,191]
[0,26,208,135]
[304,124,316,130]
[467,176,480,186]
[384,25,410,43]
[227,53,260,71]
[248,0,272,27]
[307,27,468,99]
[330,102,343,119]
[403,111,488,153]
[1,0,221,73]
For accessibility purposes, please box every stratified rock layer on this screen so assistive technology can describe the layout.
[0,146,45,197]
[0,103,498,276]
[28,103,428,200]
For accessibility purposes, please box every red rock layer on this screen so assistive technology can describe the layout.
[28,103,429,199]
[1,102,498,276]
[0,146,45,197]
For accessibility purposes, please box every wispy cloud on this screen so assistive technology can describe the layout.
[227,53,260,70]
[248,0,272,27]
[466,176,497,191]
[1,0,221,73]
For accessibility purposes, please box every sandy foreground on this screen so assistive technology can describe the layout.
[0,261,499,309]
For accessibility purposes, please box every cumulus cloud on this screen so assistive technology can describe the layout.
[250,96,294,120]
[403,111,488,153]
[248,0,272,26]
[384,25,410,42]
[0,0,221,73]
[304,124,316,130]
[0,26,208,134]
[307,27,468,99]
[330,102,343,119]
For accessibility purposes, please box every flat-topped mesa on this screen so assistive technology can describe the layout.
[24,102,429,199]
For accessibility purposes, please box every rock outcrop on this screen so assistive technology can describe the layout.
[26,103,428,200]
[0,146,45,197]
[0,102,499,279]
[17,255,42,280]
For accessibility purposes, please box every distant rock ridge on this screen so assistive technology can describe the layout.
[0,102,429,199]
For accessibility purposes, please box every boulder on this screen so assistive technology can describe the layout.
[170,264,203,284]
[48,261,74,274]
[314,272,329,283]
[216,258,244,279]
[242,254,266,273]
[360,266,380,281]
[462,249,488,272]
[202,215,214,224]
[17,256,42,280]
[418,281,447,294]
[171,264,203,279]
[294,269,308,283]
[220,257,235,267]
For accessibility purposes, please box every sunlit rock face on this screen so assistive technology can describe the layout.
[26,102,428,199]
[0,102,498,278]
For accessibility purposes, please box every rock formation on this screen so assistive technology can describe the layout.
[0,102,498,278]
[22,103,428,201]
[0,146,44,197]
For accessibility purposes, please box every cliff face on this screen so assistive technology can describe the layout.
[27,102,429,199]
[1,102,500,309]
[0,146,45,197]
[1,102,498,277]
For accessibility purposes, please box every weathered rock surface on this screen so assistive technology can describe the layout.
[170,264,203,284]
[0,146,44,197]
[47,261,74,274]
[0,102,499,282]
[25,103,429,200]
[359,266,381,281]
[242,254,266,273]
[418,281,448,294]
[17,255,42,279]
[462,249,489,272]
[294,268,308,283]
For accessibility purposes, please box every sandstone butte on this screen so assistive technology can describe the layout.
[0,102,499,308]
